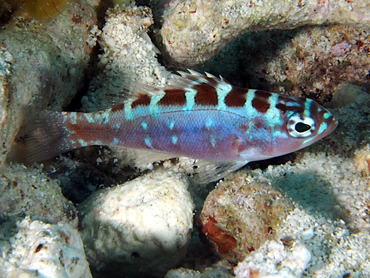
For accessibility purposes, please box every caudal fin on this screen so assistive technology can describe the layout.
[23,111,75,162]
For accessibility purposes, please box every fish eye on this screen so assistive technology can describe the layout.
[287,114,315,138]
[295,122,311,133]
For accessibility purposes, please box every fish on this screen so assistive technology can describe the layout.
[24,70,338,183]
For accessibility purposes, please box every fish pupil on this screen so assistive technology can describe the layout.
[295,122,311,133]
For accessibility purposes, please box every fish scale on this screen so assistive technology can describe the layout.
[24,70,338,182]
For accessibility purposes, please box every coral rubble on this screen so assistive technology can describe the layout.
[199,176,294,262]
[0,216,91,277]
[82,4,172,111]
[0,0,98,166]
[79,170,194,277]
[235,240,311,278]
[0,164,78,226]
[195,25,370,103]
[160,0,370,66]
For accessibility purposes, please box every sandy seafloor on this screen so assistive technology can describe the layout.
[0,0,370,277]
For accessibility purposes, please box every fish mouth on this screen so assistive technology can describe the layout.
[334,118,339,127]
[321,116,338,138]
[330,115,339,130]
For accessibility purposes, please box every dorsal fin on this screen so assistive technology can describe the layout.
[122,70,231,101]
[170,70,230,89]
[123,70,230,106]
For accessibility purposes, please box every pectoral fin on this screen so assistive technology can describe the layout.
[192,160,248,184]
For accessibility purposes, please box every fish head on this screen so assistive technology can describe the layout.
[273,96,338,156]
[237,95,338,161]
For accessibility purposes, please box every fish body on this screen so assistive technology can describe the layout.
[25,71,338,182]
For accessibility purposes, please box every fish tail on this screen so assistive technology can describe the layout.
[23,111,80,162]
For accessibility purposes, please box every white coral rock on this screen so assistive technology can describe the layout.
[79,170,194,277]
[0,217,91,278]
[234,240,311,278]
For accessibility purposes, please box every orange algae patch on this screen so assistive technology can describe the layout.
[200,216,237,254]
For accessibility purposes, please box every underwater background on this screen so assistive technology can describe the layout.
[0,0,370,277]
